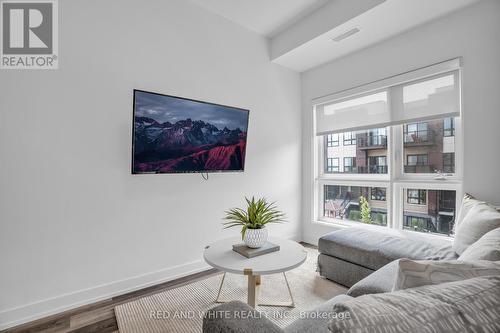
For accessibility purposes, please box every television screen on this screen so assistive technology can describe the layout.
[132,90,249,174]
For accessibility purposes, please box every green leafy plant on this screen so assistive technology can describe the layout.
[359,196,372,224]
[223,197,286,239]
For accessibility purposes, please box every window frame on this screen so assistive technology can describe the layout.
[326,157,339,173]
[444,118,455,137]
[312,69,463,238]
[407,189,427,205]
[343,132,357,146]
[343,157,356,173]
[371,187,387,201]
[326,134,339,147]
[443,152,455,174]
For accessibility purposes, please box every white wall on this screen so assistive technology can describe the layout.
[301,0,500,244]
[0,0,302,328]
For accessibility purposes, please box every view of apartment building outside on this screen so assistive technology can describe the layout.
[323,117,456,235]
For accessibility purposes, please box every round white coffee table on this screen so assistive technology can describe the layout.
[203,237,307,308]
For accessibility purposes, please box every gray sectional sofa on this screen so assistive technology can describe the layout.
[203,195,500,333]
[317,226,457,287]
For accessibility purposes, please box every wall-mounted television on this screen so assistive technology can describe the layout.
[132,90,249,174]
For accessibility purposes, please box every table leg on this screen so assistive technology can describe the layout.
[215,273,226,303]
[247,274,260,308]
[256,272,295,308]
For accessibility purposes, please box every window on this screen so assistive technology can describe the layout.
[326,158,339,173]
[314,59,461,237]
[368,156,387,174]
[343,157,356,173]
[367,127,387,147]
[403,118,456,175]
[444,118,454,137]
[443,153,455,173]
[326,134,339,147]
[407,154,428,165]
[407,189,426,205]
[405,154,429,173]
[371,187,386,201]
[323,127,388,175]
[323,185,387,226]
[403,189,456,235]
[404,122,429,143]
[343,132,356,145]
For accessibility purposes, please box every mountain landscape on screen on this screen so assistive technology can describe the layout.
[133,91,249,173]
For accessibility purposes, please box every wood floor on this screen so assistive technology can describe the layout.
[1,269,220,333]
[3,243,316,333]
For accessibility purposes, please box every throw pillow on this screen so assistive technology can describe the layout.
[393,258,500,291]
[458,227,500,261]
[346,260,398,297]
[453,200,500,254]
[453,193,479,233]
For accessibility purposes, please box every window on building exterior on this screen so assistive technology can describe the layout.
[314,61,461,237]
[405,154,429,173]
[326,134,339,147]
[343,157,356,173]
[443,153,455,173]
[404,122,428,143]
[444,118,454,137]
[371,187,386,201]
[326,157,339,173]
[343,132,356,145]
[407,189,426,205]
[368,156,387,174]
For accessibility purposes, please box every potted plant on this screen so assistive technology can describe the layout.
[223,197,286,248]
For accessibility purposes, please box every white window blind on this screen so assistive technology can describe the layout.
[314,58,461,135]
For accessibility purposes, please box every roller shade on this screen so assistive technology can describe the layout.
[314,58,461,135]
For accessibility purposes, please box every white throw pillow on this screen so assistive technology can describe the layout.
[453,193,479,233]
[393,258,500,291]
[453,201,500,255]
[459,227,500,261]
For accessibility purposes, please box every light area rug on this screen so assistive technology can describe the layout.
[115,247,347,333]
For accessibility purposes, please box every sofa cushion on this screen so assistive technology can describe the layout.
[453,201,500,254]
[346,260,398,297]
[328,276,500,333]
[284,295,353,333]
[318,227,457,271]
[393,258,500,291]
[318,253,374,287]
[458,227,500,261]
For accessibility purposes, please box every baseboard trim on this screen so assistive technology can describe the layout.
[0,234,303,330]
[0,260,210,330]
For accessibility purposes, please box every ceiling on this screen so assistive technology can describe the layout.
[188,0,481,72]
[187,0,330,37]
[272,0,480,71]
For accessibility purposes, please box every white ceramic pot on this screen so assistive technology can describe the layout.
[244,228,268,248]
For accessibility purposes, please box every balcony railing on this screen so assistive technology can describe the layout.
[439,199,456,213]
[404,130,435,146]
[358,165,388,174]
[404,164,433,173]
[357,135,387,149]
